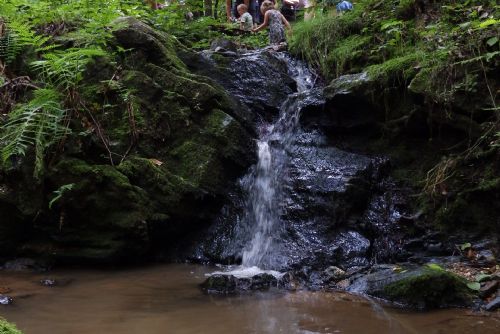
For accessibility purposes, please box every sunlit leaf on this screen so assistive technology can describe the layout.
[466,282,481,291]
[486,37,498,47]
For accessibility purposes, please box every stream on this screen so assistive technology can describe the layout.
[1,264,499,334]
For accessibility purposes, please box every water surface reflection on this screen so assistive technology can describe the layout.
[0,264,498,334]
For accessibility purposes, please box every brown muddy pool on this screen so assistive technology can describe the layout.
[0,264,499,334]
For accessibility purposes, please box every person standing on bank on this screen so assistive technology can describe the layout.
[253,0,291,45]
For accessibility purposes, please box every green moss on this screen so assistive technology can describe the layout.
[54,158,136,191]
[366,51,425,84]
[168,140,219,188]
[0,319,22,334]
[383,267,473,308]
[118,156,197,206]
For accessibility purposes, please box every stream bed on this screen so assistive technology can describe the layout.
[1,264,499,334]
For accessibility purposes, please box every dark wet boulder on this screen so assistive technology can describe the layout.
[201,274,238,294]
[201,273,280,294]
[323,72,379,132]
[210,38,238,53]
[348,265,473,309]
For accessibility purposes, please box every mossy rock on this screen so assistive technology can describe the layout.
[43,158,152,263]
[381,266,473,309]
[0,319,22,334]
[349,264,474,309]
[112,17,186,71]
[0,17,255,264]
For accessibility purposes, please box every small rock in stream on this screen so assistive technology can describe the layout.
[201,273,280,294]
[40,279,57,287]
[484,296,500,311]
[0,295,13,305]
[39,278,73,287]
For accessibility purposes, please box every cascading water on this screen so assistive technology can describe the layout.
[200,49,383,285]
[238,56,316,271]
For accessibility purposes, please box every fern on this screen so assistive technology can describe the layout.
[0,88,69,177]
[31,48,107,92]
[0,19,55,65]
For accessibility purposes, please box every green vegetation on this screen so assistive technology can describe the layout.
[291,0,499,82]
[0,0,265,176]
[0,319,22,334]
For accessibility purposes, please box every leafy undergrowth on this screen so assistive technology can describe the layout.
[0,0,264,176]
[291,0,499,82]
[0,319,22,334]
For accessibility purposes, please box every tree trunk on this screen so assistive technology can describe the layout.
[214,0,219,18]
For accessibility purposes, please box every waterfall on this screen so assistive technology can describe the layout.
[240,56,315,270]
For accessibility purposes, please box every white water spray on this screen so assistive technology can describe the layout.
[240,55,315,270]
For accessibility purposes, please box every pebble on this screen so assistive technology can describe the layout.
[40,278,57,287]
[0,295,13,305]
[325,266,347,281]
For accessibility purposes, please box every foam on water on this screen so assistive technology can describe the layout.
[207,266,285,280]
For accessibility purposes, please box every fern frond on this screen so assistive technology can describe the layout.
[0,88,69,177]
[31,48,107,91]
[0,18,58,65]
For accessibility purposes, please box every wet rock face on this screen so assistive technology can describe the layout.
[322,72,379,132]
[0,199,26,260]
[179,49,297,120]
[190,77,405,282]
